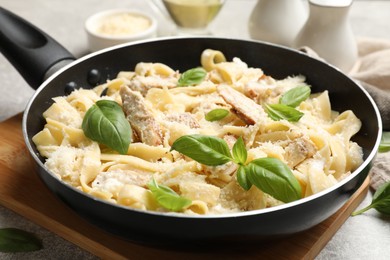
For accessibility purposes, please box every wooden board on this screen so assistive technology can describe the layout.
[0,114,369,260]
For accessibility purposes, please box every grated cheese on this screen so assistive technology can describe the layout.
[97,13,151,36]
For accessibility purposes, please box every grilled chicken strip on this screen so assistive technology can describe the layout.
[217,85,265,125]
[120,86,163,146]
[284,137,316,168]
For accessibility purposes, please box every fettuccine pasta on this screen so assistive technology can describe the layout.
[32,49,363,215]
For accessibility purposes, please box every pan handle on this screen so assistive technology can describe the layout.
[0,7,75,90]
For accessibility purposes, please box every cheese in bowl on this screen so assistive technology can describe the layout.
[96,12,151,36]
[85,9,157,52]
[32,49,363,215]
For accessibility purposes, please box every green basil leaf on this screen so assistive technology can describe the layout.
[205,108,229,122]
[246,157,302,203]
[0,228,42,252]
[82,100,132,155]
[237,165,252,191]
[352,182,390,216]
[372,182,390,215]
[171,134,232,166]
[379,131,390,153]
[178,67,207,86]
[148,178,192,211]
[232,136,247,165]
[280,86,311,107]
[265,103,304,122]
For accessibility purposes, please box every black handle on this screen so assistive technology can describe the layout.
[0,7,75,89]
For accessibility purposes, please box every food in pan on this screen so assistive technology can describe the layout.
[32,49,363,215]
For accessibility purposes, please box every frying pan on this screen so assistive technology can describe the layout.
[0,7,382,245]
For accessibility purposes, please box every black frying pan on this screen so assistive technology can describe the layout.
[0,7,382,245]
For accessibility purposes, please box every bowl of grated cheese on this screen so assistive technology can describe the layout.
[85,9,157,52]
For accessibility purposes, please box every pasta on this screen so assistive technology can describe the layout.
[32,49,363,215]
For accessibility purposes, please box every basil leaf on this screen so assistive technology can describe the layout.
[265,103,304,122]
[82,100,132,155]
[379,131,390,153]
[171,134,232,166]
[232,136,247,165]
[280,86,311,107]
[371,182,390,215]
[246,158,302,203]
[0,228,42,252]
[205,108,229,122]
[148,178,192,211]
[178,67,207,86]
[237,165,252,191]
[352,182,390,216]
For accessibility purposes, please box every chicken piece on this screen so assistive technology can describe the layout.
[125,75,177,96]
[217,85,265,125]
[165,112,200,129]
[120,86,163,146]
[284,137,317,168]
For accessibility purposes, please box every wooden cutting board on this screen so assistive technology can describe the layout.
[0,114,369,260]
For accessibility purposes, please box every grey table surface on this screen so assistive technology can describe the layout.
[0,0,389,259]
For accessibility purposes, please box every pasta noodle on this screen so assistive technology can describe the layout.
[32,49,363,215]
